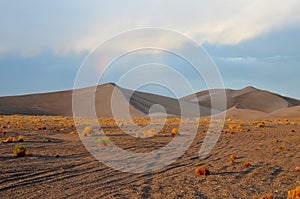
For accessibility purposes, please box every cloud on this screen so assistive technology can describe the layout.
[1,0,300,57]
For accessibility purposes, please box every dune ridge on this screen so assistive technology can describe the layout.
[0,83,299,120]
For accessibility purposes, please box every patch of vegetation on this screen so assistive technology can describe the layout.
[2,137,14,143]
[229,124,236,131]
[278,146,285,150]
[195,166,210,176]
[243,162,251,167]
[229,154,236,164]
[17,135,24,142]
[171,127,179,136]
[257,122,266,128]
[143,128,158,138]
[82,126,94,136]
[13,145,26,157]
[69,131,78,135]
[288,186,300,199]
[237,124,244,132]
[98,137,112,147]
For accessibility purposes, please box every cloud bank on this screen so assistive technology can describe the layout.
[1,0,300,56]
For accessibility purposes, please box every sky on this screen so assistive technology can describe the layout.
[1,0,300,99]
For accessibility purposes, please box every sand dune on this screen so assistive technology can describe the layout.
[0,83,213,118]
[0,84,299,120]
[266,105,300,119]
[219,106,267,120]
[182,86,300,113]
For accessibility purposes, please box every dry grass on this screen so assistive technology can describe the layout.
[13,145,26,157]
[287,187,300,199]
[229,154,236,163]
[257,122,266,128]
[17,135,24,142]
[69,131,78,135]
[2,137,14,143]
[82,127,94,136]
[143,128,158,138]
[195,166,210,176]
[243,162,251,167]
[171,127,179,136]
[98,137,112,147]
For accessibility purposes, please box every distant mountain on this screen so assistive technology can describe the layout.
[0,83,299,120]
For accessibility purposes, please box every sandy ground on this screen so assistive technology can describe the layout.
[0,115,299,199]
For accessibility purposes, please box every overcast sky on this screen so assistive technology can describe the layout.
[1,1,300,98]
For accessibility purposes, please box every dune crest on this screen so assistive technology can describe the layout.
[0,84,299,120]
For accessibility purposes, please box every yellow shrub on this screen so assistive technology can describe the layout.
[13,145,26,157]
[17,135,24,142]
[82,127,94,136]
[257,122,265,128]
[171,128,179,136]
[229,124,236,130]
[143,128,158,137]
[288,186,300,199]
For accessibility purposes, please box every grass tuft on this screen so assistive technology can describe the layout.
[195,166,210,176]
[229,154,236,163]
[287,186,300,199]
[98,137,112,147]
[13,145,26,157]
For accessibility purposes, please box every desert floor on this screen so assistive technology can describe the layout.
[0,115,299,199]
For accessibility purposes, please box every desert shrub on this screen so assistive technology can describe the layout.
[278,146,285,150]
[257,122,265,128]
[13,145,26,157]
[284,119,290,125]
[98,137,112,147]
[203,118,209,123]
[237,124,244,132]
[82,126,94,136]
[243,162,251,167]
[195,166,210,176]
[229,124,236,130]
[171,127,179,136]
[2,137,13,143]
[229,154,236,163]
[143,128,158,137]
[69,131,78,135]
[135,132,141,138]
[17,135,24,142]
[287,186,300,199]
